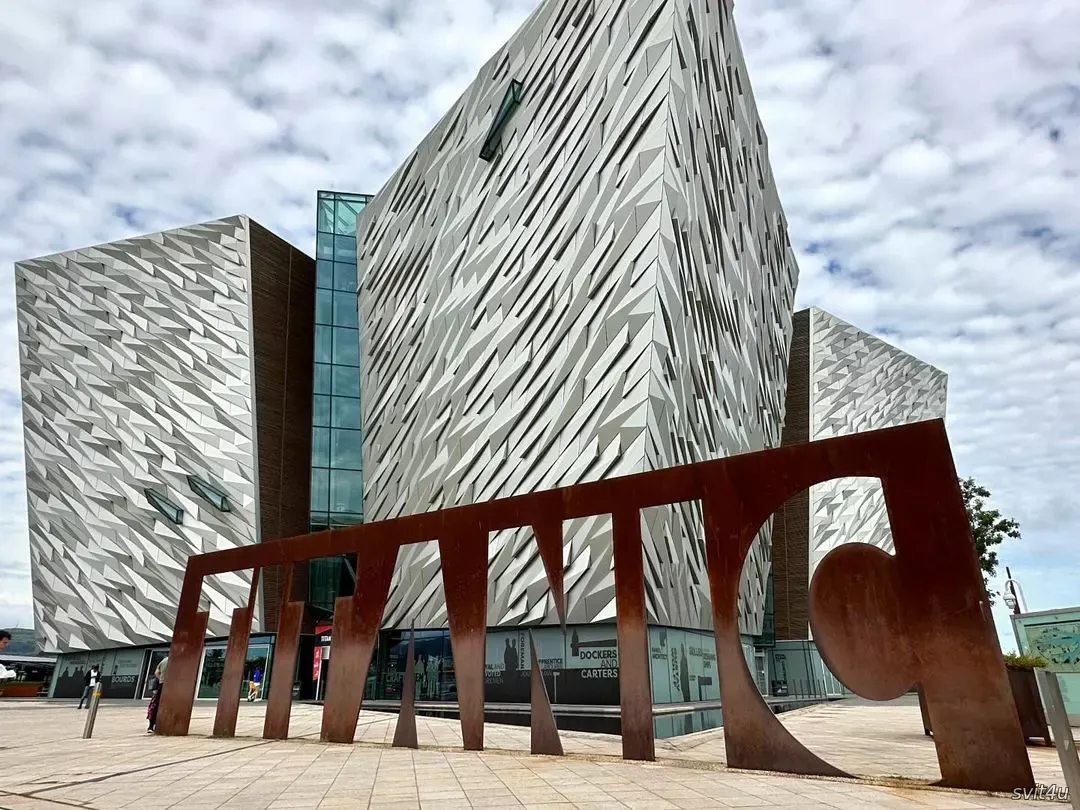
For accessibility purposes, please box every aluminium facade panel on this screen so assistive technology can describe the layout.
[770,307,948,640]
[807,307,948,570]
[355,0,798,634]
[16,216,314,653]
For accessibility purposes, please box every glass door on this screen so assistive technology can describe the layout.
[141,650,169,699]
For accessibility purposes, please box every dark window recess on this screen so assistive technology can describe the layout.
[480,79,524,162]
[145,488,183,524]
[187,475,231,512]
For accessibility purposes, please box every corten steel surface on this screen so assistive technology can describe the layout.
[440,523,488,751]
[529,631,563,756]
[392,630,418,749]
[159,420,1033,792]
[611,507,656,762]
[156,566,209,737]
[213,572,260,738]
[1007,667,1052,746]
[321,544,399,744]
[263,599,303,740]
[917,686,933,736]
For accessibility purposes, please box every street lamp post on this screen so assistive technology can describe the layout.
[1003,566,1028,653]
[1003,566,1027,615]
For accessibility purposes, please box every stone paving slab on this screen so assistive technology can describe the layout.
[0,699,1072,808]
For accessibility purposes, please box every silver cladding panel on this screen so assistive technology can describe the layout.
[356,0,798,634]
[808,308,949,573]
[17,217,261,653]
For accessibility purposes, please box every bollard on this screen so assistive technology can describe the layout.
[1034,669,1080,809]
[82,684,102,739]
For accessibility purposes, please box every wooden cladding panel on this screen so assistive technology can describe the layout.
[248,220,316,632]
[772,309,811,641]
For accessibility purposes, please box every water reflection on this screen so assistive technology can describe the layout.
[653,709,722,738]
[381,700,820,740]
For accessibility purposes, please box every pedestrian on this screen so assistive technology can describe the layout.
[147,655,169,734]
[77,665,100,709]
[247,666,262,702]
[146,680,161,733]
[0,630,16,682]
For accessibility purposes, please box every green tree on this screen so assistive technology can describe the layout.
[960,477,1021,601]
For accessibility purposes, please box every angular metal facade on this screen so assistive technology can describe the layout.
[807,308,948,572]
[16,217,314,653]
[356,0,798,633]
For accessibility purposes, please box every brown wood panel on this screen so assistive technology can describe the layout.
[247,220,315,633]
[773,308,811,640]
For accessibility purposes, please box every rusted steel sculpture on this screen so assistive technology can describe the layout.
[155,420,1034,792]
[212,572,260,738]
[529,631,563,756]
[392,630,418,749]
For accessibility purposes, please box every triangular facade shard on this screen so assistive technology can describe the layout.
[357,0,799,634]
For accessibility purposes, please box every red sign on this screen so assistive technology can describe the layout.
[313,645,323,682]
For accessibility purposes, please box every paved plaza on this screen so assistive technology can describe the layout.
[0,698,1073,808]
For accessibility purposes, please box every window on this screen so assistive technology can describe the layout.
[334,234,356,263]
[314,363,332,395]
[329,469,363,513]
[187,475,231,512]
[145,488,183,524]
[332,291,359,328]
[333,261,358,292]
[480,79,524,161]
[315,326,334,364]
[316,260,334,289]
[331,366,360,397]
[311,469,331,512]
[332,327,360,366]
[312,427,330,467]
[315,289,334,325]
[329,429,363,470]
[334,197,369,234]
[313,395,332,427]
[331,397,362,430]
[316,232,335,261]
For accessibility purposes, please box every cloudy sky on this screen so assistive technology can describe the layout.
[0,0,1076,649]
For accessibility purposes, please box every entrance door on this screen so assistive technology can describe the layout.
[753,651,767,695]
[141,650,169,698]
[315,645,330,702]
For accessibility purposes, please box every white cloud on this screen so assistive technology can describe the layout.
[0,0,1076,659]
[740,0,1080,648]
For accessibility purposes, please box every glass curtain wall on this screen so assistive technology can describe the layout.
[310,190,372,616]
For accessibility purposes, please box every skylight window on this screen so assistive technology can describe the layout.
[145,488,183,525]
[187,474,231,512]
[480,79,524,162]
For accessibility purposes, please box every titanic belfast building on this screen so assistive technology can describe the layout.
[17,0,945,710]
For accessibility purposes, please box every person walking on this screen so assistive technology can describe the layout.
[247,666,262,702]
[147,655,169,734]
[0,630,17,683]
[77,665,100,709]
